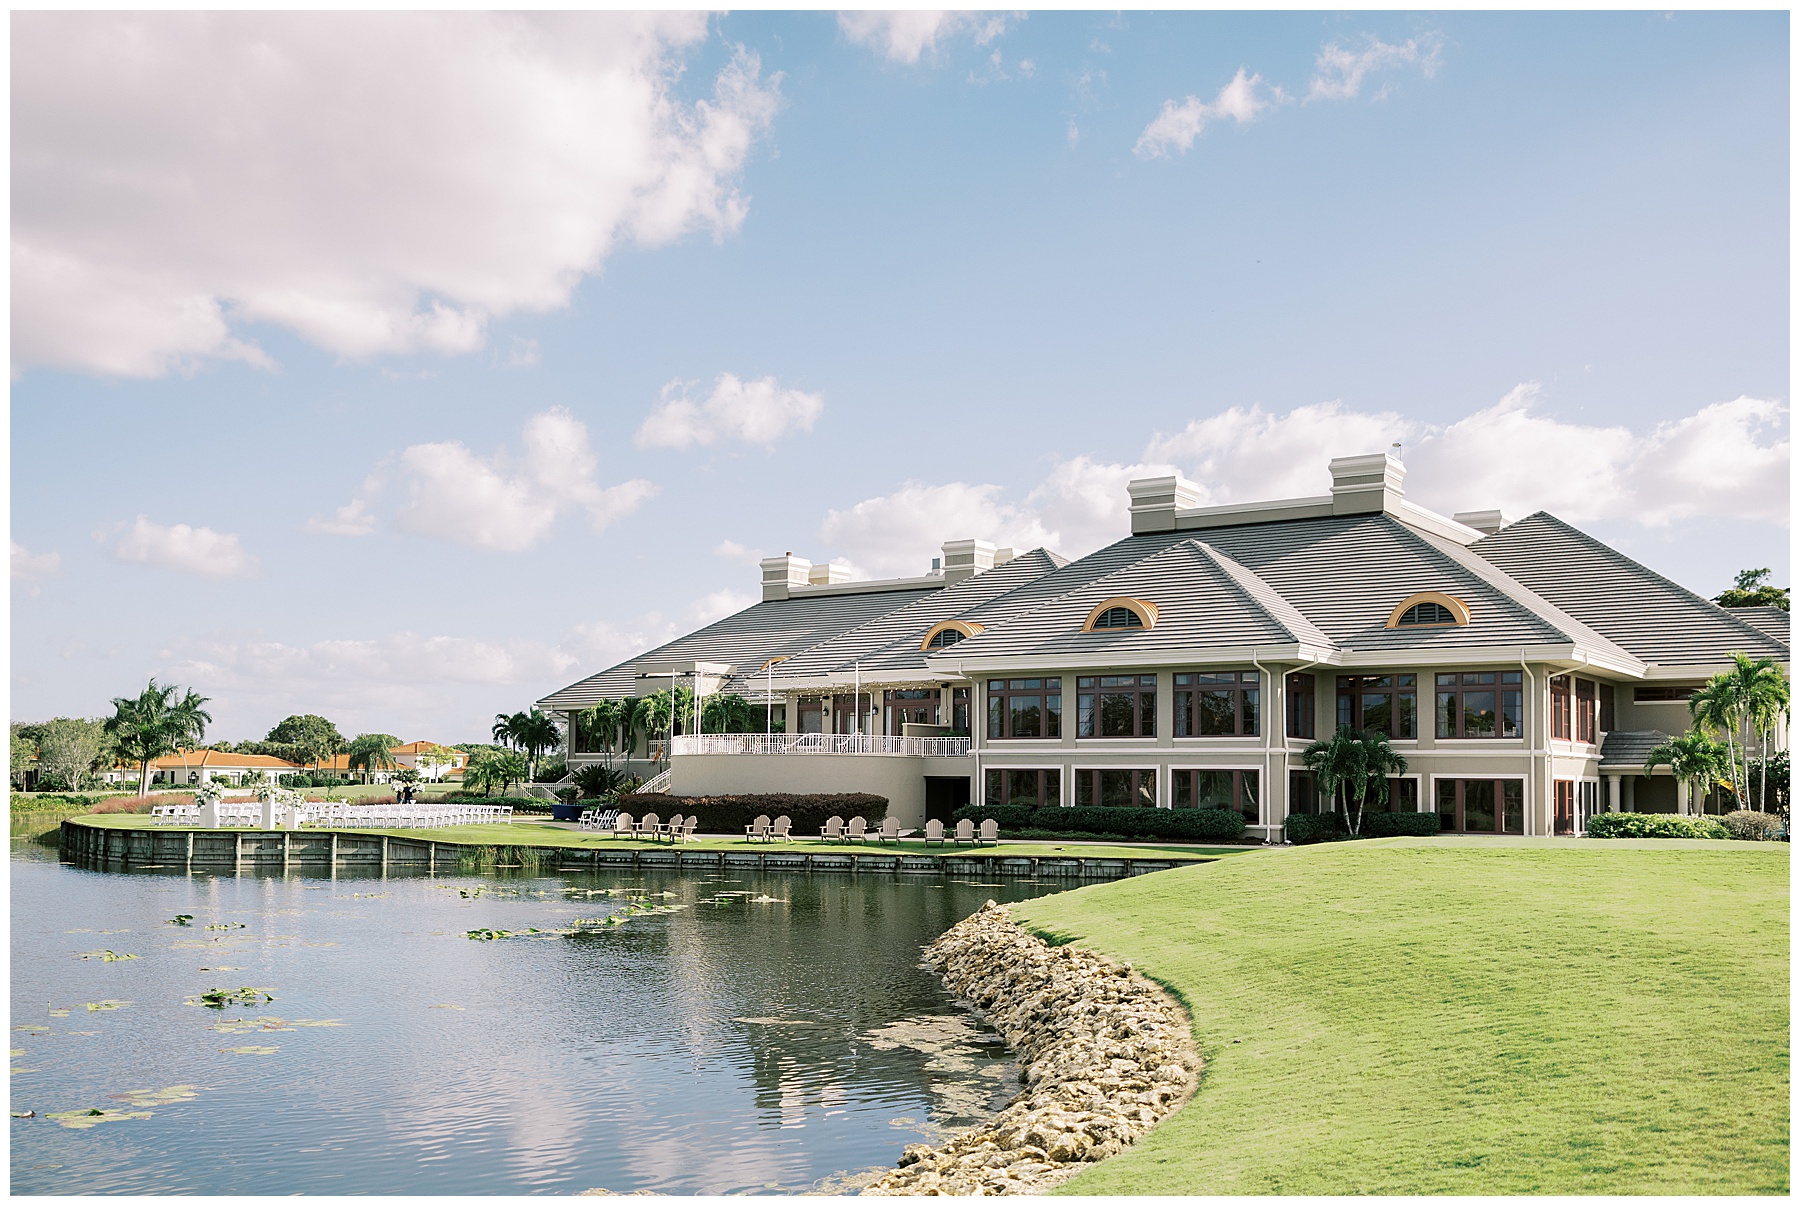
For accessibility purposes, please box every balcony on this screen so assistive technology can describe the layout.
[669,734,971,758]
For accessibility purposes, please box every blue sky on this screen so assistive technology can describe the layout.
[11,10,1790,742]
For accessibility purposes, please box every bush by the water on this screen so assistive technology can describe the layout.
[620,792,889,834]
[1585,812,1728,840]
[951,803,1247,841]
[1719,810,1786,841]
[11,792,132,811]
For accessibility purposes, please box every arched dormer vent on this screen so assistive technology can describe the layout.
[1387,592,1472,629]
[920,620,985,652]
[1082,597,1158,633]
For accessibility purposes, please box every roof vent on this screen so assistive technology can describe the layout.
[1452,509,1515,536]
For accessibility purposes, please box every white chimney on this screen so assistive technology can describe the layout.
[1128,475,1204,534]
[1453,509,1515,536]
[807,561,854,586]
[993,547,1015,566]
[940,539,996,585]
[1328,452,1405,516]
[760,553,811,601]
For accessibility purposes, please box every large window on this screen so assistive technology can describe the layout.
[1288,770,1318,815]
[885,689,936,736]
[1575,679,1597,743]
[1436,671,1522,739]
[1171,768,1258,823]
[1598,684,1615,732]
[987,679,1061,740]
[1435,778,1525,834]
[1073,768,1157,807]
[1077,675,1156,738]
[1174,671,1259,737]
[1550,674,1571,740]
[1336,675,1417,738]
[1287,673,1315,739]
[1633,685,1697,702]
[985,767,1060,808]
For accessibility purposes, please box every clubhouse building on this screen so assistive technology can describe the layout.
[538,452,1789,840]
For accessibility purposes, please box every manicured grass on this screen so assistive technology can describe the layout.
[64,814,1243,862]
[1011,837,1789,1195]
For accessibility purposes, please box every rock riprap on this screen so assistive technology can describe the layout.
[863,901,1198,1196]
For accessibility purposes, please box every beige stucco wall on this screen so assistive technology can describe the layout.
[668,753,933,827]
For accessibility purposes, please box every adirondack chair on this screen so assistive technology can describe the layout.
[844,816,869,843]
[680,816,699,842]
[746,814,771,841]
[874,816,903,844]
[923,818,946,846]
[661,814,685,842]
[770,815,793,842]
[978,818,999,846]
[818,815,844,841]
[953,818,976,845]
[612,812,634,837]
[635,812,660,839]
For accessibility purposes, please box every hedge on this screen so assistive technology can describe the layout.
[1363,811,1443,838]
[618,792,889,835]
[951,803,1248,841]
[1584,812,1728,840]
[1720,810,1787,841]
[1284,812,1345,844]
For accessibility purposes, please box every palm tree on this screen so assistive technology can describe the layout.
[1644,730,1733,815]
[701,692,754,734]
[345,733,400,783]
[1692,654,1791,810]
[1688,679,1743,805]
[104,679,212,797]
[493,708,562,781]
[1301,727,1410,836]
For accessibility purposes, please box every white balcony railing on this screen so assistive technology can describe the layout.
[669,733,972,759]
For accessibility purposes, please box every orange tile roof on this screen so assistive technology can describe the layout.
[149,750,302,770]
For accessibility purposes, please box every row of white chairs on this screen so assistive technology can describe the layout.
[147,800,510,829]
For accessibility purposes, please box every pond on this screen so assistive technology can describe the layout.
[10,839,1068,1195]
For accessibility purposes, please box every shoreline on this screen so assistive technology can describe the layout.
[863,900,1199,1196]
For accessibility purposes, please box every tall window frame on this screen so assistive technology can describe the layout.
[1575,678,1597,744]
[1550,674,1572,740]
[984,767,1061,808]
[1170,768,1259,823]
[1436,671,1523,739]
[1435,777,1526,834]
[1073,767,1157,807]
[1286,673,1315,739]
[1336,675,1418,739]
[986,679,1062,740]
[1174,671,1259,737]
[1076,675,1156,738]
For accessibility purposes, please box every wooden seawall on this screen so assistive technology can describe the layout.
[59,821,1200,881]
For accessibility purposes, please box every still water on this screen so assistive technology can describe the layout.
[11,842,1066,1195]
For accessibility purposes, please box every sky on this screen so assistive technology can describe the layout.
[10,10,1791,743]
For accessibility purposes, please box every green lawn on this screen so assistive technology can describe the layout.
[63,814,1245,862]
[1010,837,1789,1195]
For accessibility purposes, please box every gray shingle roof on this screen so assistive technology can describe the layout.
[942,539,1334,661]
[1472,513,1789,666]
[536,585,938,710]
[1729,606,1790,647]
[769,549,1069,681]
[1600,729,1674,769]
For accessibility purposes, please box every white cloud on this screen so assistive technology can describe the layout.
[318,408,657,552]
[635,373,824,450]
[813,389,1786,582]
[837,11,1012,65]
[1145,400,1419,503]
[1308,33,1444,102]
[819,481,1057,578]
[14,13,781,377]
[11,541,62,594]
[684,589,757,626]
[106,516,260,578]
[1134,68,1275,159]
[303,497,377,538]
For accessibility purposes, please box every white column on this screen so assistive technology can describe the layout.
[1607,774,1621,813]
[1676,778,1690,815]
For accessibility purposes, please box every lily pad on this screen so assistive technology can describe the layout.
[197,966,242,972]
[166,915,194,927]
[75,950,137,962]
[45,1108,153,1129]
[220,1045,279,1055]
[429,1004,465,1010]
[186,987,275,1010]
[113,1085,200,1107]
[82,1000,131,1013]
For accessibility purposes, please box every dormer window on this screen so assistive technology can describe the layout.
[1385,592,1471,630]
[1081,597,1158,633]
[919,620,985,652]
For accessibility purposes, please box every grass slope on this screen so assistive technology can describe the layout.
[1011,837,1789,1195]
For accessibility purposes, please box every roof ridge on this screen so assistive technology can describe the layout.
[1183,540,1336,650]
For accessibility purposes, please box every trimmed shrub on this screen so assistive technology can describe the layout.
[10,791,133,812]
[951,803,1248,841]
[1720,810,1786,842]
[1585,812,1728,840]
[1285,811,1345,845]
[1362,811,1442,838]
[619,792,889,835]
[278,774,314,788]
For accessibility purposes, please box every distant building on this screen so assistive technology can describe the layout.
[308,741,468,783]
[538,452,1789,838]
[136,749,302,788]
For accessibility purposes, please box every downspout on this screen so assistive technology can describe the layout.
[1520,647,1542,836]
[1249,647,1270,836]
[1268,649,1324,844]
